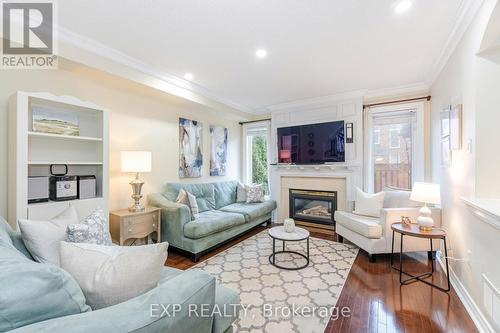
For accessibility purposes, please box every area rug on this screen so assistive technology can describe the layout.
[193,230,358,333]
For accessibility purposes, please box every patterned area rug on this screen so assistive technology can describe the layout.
[194,230,358,333]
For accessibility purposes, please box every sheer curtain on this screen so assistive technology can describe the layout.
[364,102,425,193]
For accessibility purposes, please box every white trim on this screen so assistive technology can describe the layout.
[426,0,486,86]
[437,258,496,333]
[462,197,500,231]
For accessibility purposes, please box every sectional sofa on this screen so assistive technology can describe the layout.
[148,180,277,262]
[0,217,239,333]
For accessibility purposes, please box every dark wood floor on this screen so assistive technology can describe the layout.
[166,225,478,333]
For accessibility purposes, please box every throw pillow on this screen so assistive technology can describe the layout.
[0,246,90,331]
[236,182,247,202]
[245,184,265,203]
[59,241,169,309]
[176,189,199,220]
[352,187,385,218]
[18,205,79,266]
[66,209,112,245]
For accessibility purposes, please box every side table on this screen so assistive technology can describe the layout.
[391,222,450,292]
[110,207,161,245]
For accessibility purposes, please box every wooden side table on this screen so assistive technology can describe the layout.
[390,222,450,292]
[110,207,161,246]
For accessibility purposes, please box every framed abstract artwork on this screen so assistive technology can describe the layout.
[179,118,203,178]
[440,106,451,167]
[210,125,228,176]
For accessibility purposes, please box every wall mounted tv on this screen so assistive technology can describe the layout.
[277,121,345,164]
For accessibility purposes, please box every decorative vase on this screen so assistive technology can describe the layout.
[284,218,295,233]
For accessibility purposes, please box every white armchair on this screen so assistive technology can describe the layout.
[334,189,441,262]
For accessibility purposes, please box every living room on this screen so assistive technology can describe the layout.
[1,1,500,332]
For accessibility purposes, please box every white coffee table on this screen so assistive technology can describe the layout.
[268,226,310,270]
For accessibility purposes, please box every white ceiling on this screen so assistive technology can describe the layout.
[58,0,465,113]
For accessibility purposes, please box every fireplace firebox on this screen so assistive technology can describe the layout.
[289,189,337,228]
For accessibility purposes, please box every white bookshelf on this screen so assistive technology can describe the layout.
[8,92,109,227]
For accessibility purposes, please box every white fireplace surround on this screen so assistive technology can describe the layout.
[269,96,364,223]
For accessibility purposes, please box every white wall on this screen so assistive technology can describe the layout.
[430,0,500,330]
[0,60,247,218]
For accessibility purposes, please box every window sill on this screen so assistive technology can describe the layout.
[462,197,500,231]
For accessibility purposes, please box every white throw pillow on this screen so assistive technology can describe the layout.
[18,206,79,266]
[236,182,247,202]
[352,187,385,218]
[176,189,199,220]
[245,184,265,203]
[60,241,169,310]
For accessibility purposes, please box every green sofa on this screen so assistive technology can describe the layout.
[0,217,239,333]
[148,180,277,262]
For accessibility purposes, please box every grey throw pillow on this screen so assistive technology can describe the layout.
[66,209,112,245]
[176,189,199,220]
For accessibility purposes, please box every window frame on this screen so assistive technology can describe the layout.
[364,102,425,193]
[242,121,271,185]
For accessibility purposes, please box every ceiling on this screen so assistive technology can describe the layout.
[58,0,465,113]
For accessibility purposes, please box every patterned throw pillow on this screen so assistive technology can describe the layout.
[66,209,112,245]
[176,189,199,220]
[245,184,265,203]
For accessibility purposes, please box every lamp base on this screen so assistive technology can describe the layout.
[417,205,434,231]
[128,173,145,213]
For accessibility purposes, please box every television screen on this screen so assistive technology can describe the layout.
[277,121,345,164]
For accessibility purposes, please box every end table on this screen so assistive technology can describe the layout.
[110,207,161,246]
[390,222,450,292]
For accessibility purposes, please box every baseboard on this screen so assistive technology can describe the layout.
[437,257,495,333]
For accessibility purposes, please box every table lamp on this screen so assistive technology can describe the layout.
[121,151,152,212]
[409,182,441,231]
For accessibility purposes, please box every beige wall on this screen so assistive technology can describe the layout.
[0,61,248,217]
[430,0,500,329]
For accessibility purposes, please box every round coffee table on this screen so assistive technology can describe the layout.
[268,226,310,270]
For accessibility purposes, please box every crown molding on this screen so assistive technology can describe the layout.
[261,90,366,114]
[363,82,430,102]
[56,26,254,118]
[426,0,486,86]
[258,82,430,114]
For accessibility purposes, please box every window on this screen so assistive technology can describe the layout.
[373,129,380,145]
[243,122,270,193]
[365,102,425,193]
[389,128,401,148]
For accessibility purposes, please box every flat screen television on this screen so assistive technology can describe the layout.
[277,121,345,164]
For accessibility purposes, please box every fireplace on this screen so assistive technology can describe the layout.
[289,189,337,228]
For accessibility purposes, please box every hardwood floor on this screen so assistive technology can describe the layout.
[166,224,478,333]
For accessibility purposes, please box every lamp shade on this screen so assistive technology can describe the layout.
[121,151,152,173]
[410,182,441,205]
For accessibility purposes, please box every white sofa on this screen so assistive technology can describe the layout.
[335,189,441,262]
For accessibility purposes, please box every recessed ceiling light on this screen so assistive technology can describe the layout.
[256,49,267,59]
[394,0,412,14]
[184,73,193,80]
